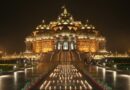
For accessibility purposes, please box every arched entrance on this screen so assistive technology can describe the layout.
[63,41,69,50]
[55,36,76,51]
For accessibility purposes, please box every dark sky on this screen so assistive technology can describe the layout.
[0,0,130,53]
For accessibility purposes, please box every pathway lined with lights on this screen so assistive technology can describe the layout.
[40,64,92,90]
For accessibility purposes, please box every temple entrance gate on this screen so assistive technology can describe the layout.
[55,36,76,51]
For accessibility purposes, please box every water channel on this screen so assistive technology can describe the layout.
[86,65,130,90]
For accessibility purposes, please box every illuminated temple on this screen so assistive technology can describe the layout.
[25,6,107,53]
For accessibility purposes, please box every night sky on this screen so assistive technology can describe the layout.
[0,0,130,53]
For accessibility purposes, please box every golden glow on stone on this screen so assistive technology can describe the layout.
[25,6,107,54]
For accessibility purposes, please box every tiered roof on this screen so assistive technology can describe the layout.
[30,6,101,38]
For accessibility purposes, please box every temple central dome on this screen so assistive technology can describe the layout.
[25,6,107,53]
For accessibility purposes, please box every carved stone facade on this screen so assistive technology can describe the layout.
[25,6,107,53]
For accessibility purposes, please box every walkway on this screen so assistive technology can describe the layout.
[40,64,92,90]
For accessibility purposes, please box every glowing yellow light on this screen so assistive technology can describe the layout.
[87,26,91,29]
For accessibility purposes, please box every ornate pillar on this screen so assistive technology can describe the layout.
[99,38,106,51]
[25,41,32,52]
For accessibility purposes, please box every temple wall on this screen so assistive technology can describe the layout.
[77,39,99,52]
[26,38,104,53]
[32,39,54,53]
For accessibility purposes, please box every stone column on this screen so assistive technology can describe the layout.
[25,41,32,52]
[99,39,106,51]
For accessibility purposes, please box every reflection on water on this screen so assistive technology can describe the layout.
[87,65,130,90]
[0,75,14,90]
[102,68,106,82]
[0,67,37,90]
[96,66,98,73]
[1,62,130,90]
[113,71,117,87]
[0,62,53,90]
[14,72,18,88]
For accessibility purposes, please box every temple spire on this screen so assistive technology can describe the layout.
[62,5,68,15]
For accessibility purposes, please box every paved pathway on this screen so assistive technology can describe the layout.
[40,64,92,90]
